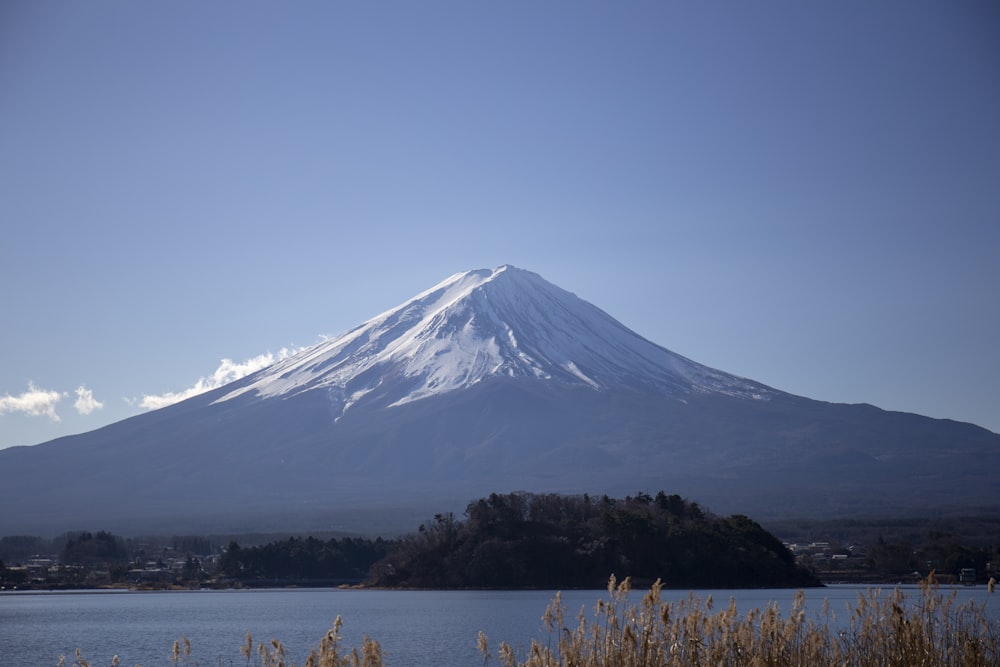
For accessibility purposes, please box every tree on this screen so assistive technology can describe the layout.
[370,491,820,589]
[62,531,127,565]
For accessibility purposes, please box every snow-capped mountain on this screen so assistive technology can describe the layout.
[219,265,770,416]
[1,265,998,537]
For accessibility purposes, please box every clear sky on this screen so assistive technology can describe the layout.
[2,1,998,449]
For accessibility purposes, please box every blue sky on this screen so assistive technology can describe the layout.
[2,1,998,449]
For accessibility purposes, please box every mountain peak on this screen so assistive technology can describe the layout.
[218,266,771,418]
[5,266,999,536]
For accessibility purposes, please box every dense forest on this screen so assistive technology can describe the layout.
[61,530,129,565]
[368,491,820,589]
[219,536,390,584]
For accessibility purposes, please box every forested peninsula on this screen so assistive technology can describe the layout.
[220,492,820,589]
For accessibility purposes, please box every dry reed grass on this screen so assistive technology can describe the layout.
[58,573,997,667]
[478,573,999,667]
[59,615,384,667]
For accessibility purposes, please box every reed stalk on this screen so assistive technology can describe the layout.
[59,573,998,667]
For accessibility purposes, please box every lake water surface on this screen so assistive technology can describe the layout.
[3,585,997,667]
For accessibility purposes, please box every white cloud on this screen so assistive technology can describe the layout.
[74,386,104,415]
[0,383,64,421]
[138,348,302,411]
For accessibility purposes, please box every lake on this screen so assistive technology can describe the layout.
[2,585,997,666]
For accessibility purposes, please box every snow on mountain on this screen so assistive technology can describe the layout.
[218,265,773,418]
[4,264,1000,537]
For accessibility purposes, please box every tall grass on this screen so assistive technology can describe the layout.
[60,574,997,667]
[58,615,384,667]
[478,574,999,667]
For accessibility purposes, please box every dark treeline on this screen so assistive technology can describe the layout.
[0,532,220,564]
[2,493,821,589]
[771,517,1000,570]
[866,533,997,579]
[219,536,391,584]
[62,530,128,565]
[369,491,820,589]
[768,516,1000,550]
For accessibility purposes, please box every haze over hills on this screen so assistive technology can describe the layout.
[1,265,997,537]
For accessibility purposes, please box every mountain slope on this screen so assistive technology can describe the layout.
[1,265,998,536]
[217,265,771,412]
